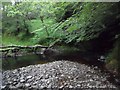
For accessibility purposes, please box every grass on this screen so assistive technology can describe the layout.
[2,34,34,46]
[29,18,55,33]
[2,18,56,46]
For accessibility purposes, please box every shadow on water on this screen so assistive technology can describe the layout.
[2,49,120,88]
[2,45,103,70]
[2,54,52,71]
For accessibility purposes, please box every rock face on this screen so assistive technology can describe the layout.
[2,61,117,89]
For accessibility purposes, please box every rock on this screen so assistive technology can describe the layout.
[13,79,17,82]
[48,84,52,88]
[33,82,37,85]
[20,76,24,80]
[2,61,118,89]
[69,85,73,88]
[15,83,22,88]
[1,85,6,89]
[25,83,30,87]
[59,85,64,89]
[94,66,98,69]
[61,74,64,77]
[98,56,106,62]
[20,79,25,83]
[77,84,81,87]
[40,85,46,89]
[45,74,49,79]
[26,76,32,79]
[46,80,50,84]
[31,85,38,89]
[9,85,17,89]
[27,78,33,82]
[8,81,12,84]
[89,79,93,82]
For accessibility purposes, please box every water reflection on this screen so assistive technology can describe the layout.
[2,54,51,70]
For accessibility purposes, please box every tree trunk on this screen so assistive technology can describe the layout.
[16,16,20,35]
[23,19,29,35]
[40,16,49,36]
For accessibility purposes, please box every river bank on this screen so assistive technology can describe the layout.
[2,60,117,89]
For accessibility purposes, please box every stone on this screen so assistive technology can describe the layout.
[40,85,46,89]
[59,85,64,89]
[26,76,32,79]
[45,74,49,79]
[15,83,22,88]
[61,74,64,77]
[48,84,52,88]
[33,82,37,85]
[2,61,118,89]
[1,85,6,89]
[69,85,73,88]
[13,82,17,85]
[31,85,37,89]
[25,83,30,87]
[13,79,17,82]
[27,78,33,82]
[20,79,25,83]
[89,79,93,82]
[9,85,17,89]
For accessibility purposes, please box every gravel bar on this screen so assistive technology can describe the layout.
[2,60,117,89]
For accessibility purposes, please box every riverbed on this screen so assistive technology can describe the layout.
[2,47,120,89]
[2,61,118,89]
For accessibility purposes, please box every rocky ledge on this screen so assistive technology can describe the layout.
[2,60,117,89]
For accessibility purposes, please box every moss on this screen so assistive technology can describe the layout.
[106,36,120,74]
[106,59,118,72]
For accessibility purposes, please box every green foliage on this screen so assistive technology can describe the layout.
[29,19,56,45]
[2,34,34,46]
[50,2,120,44]
[2,2,31,38]
[2,1,120,75]
[106,37,120,72]
[2,2,120,47]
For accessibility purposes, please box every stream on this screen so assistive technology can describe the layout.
[2,46,120,89]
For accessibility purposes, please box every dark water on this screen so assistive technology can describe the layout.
[2,51,120,88]
[2,50,104,71]
[2,54,51,71]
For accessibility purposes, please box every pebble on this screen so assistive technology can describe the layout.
[69,85,73,88]
[2,61,117,89]
[20,79,25,83]
[1,85,6,89]
[26,76,32,79]
[25,83,30,87]
[59,85,64,89]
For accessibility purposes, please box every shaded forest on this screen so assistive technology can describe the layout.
[1,1,120,75]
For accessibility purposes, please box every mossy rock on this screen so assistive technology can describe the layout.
[106,59,118,72]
